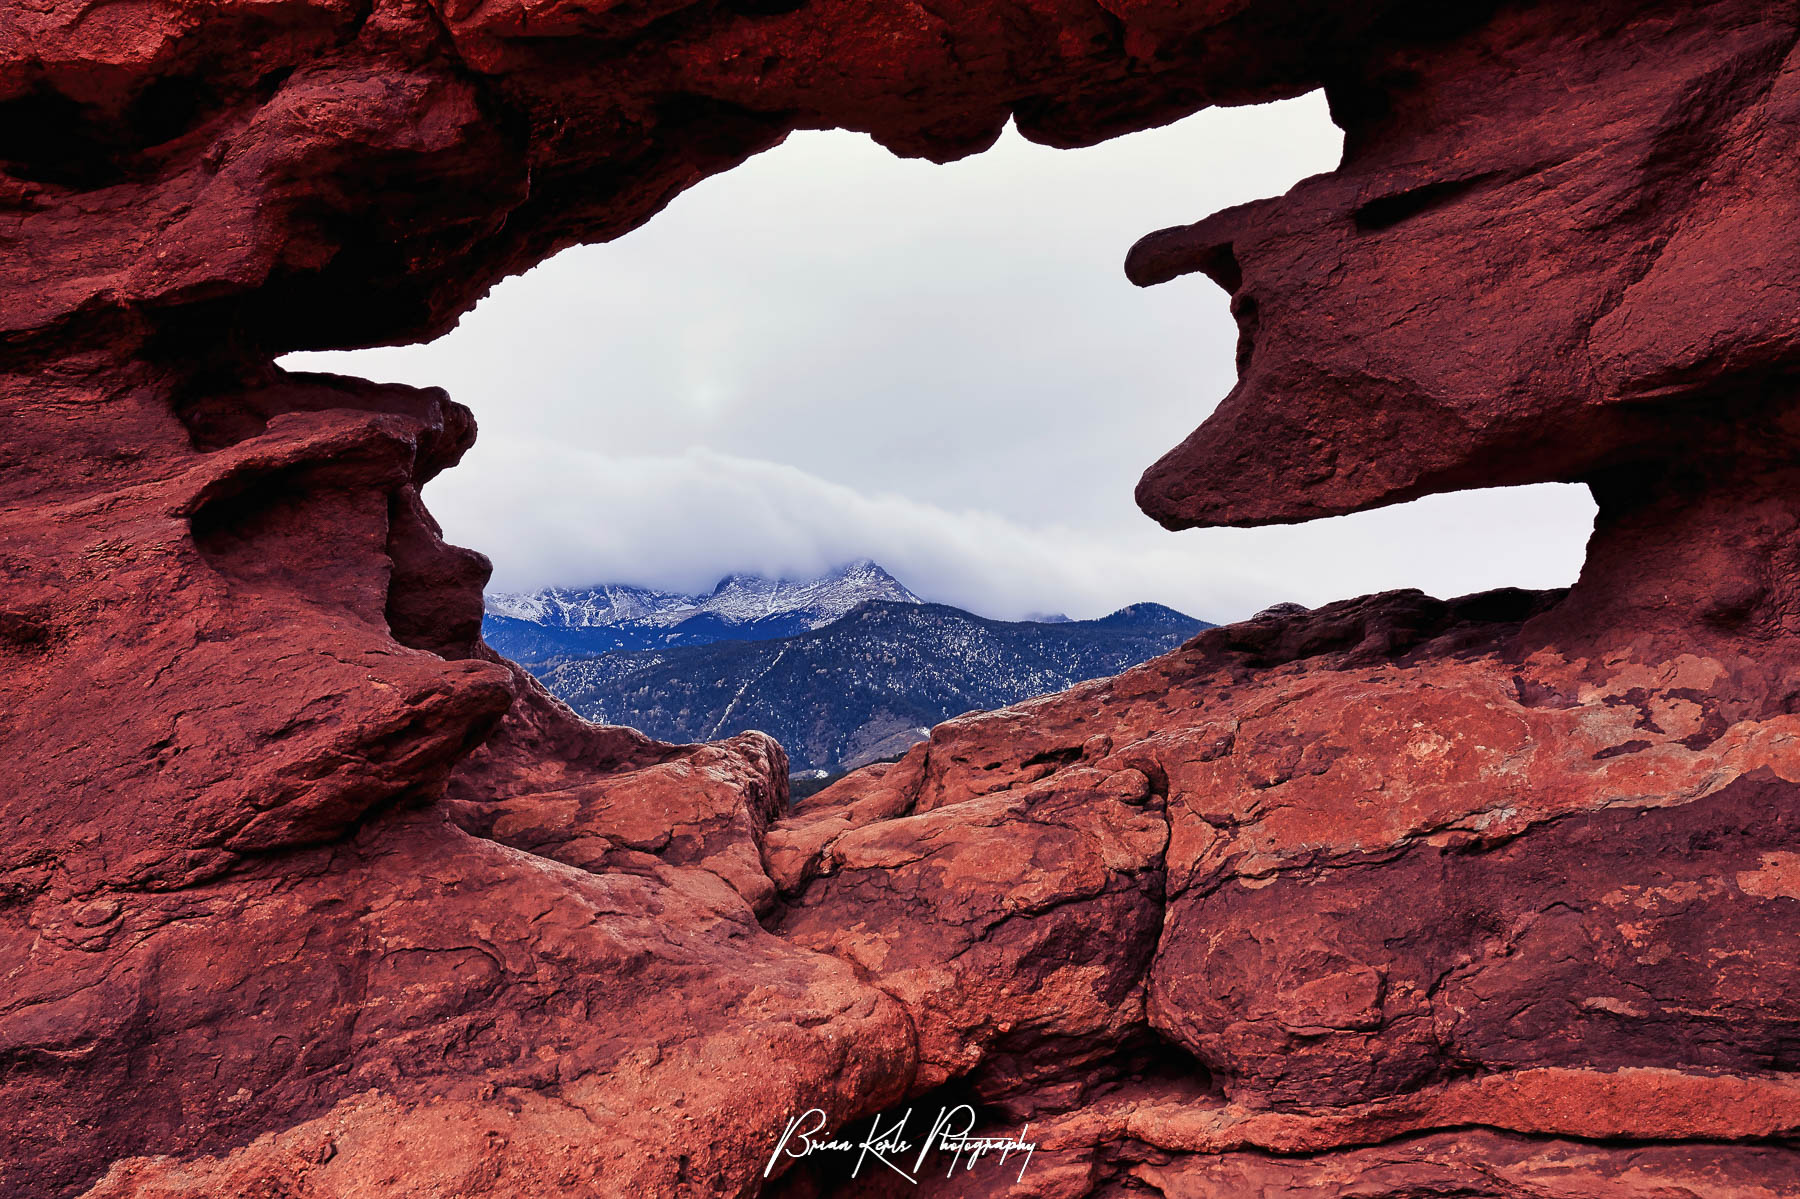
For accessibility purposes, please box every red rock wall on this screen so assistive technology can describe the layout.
[4,0,1800,1196]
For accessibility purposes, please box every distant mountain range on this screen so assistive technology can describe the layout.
[485,563,1210,774]
[484,559,922,663]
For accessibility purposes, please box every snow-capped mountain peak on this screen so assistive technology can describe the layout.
[484,582,694,627]
[701,560,921,626]
[484,561,926,657]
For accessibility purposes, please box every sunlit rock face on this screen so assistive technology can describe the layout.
[5,0,1800,1196]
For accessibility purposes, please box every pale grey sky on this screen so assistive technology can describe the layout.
[283,93,1594,622]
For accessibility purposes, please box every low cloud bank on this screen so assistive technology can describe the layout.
[432,439,1594,624]
[287,98,1595,625]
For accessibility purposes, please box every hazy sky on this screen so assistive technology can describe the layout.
[283,93,1595,622]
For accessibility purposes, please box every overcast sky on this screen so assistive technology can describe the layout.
[283,92,1594,623]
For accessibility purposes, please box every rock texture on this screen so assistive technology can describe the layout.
[5,0,1800,1196]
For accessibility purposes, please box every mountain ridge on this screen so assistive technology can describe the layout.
[484,559,925,662]
[529,596,1209,772]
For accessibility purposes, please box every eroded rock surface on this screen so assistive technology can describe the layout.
[5,0,1800,1195]
[763,590,1800,1195]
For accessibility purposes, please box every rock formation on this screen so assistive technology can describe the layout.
[4,0,1799,1195]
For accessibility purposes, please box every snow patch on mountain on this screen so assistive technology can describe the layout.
[485,583,694,626]
[686,560,923,627]
[484,560,927,661]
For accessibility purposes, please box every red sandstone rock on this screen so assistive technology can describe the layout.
[5,0,1800,1195]
[763,591,1800,1192]
[1127,1,1800,646]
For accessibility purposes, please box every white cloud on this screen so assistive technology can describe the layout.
[436,440,1591,622]
[286,94,1598,623]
